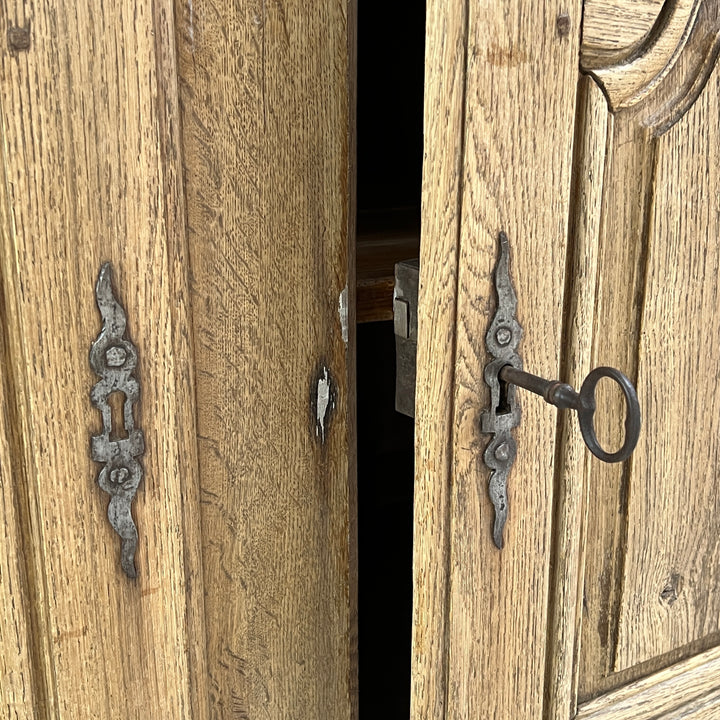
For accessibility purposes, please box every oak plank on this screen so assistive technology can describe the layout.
[576,645,720,720]
[175,0,358,717]
[544,75,610,720]
[614,59,720,671]
[410,0,468,714]
[577,106,658,699]
[0,1,209,717]
[444,3,581,714]
[660,688,720,719]
[578,6,720,699]
[412,0,583,717]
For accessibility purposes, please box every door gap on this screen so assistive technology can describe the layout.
[356,0,426,716]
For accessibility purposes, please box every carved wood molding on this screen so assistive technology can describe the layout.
[581,0,720,132]
[576,646,720,719]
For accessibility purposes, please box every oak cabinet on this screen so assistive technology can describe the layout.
[2,0,720,719]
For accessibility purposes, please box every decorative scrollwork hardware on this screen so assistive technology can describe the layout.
[90,263,144,578]
[480,232,523,549]
[481,233,641,550]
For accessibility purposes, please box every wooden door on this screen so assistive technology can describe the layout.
[0,2,356,719]
[412,0,720,718]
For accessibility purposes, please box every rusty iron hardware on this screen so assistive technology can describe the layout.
[90,263,144,578]
[498,365,641,463]
[394,258,419,417]
[481,232,641,549]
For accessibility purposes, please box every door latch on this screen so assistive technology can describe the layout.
[394,259,419,418]
[392,234,641,550]
[90,263,145,578]
[482,232,641,548]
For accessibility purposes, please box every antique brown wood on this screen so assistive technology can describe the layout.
[413,0,720,718]
[175,0,358,716]
[0,0,356,718]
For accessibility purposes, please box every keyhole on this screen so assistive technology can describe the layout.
[496,369,511,415]
[108,391,129,440]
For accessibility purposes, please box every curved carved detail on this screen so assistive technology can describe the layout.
[584,0,701,108]
[582,0,666,69]
[583,0,720,130]
[642,1,720,131]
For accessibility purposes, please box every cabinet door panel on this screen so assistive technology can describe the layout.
[0,1,208,717]
[616,66,720,669]
[1,1,356,718]
[411,0,583,717]
[578,0,720,701]
[175,0,357,717]
[414,0,720,717]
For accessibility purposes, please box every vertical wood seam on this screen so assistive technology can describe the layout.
[441,0,472,715]
[154,2,211,716]
[574,103,614,710]
[543,75,587,720]
[411,0,469,720]
[609,134,658,673]
[542,74,611,720]
[0,76,58,720]
[346,0,359,714]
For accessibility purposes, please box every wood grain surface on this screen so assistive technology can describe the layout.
[578,3,720,700]
[582,0,702,108]
[412,0,583,717]
[0,290,39,718]
[614,55,720,671]
[410,0,468,715]
[577,109,657,701]
[543,75,610,720]
[0,1,209,718]
[444,1,581,714]
[582,0,665,67]
[577,646,720,720]
[660,689,720,720]
[175,0,358,717]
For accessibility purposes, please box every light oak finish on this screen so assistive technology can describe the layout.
[577,0,720,702]
[660,689,720,720]
[585,0,703,108]
[576,646,720,720]
[410,0,467,715]
[576,109,658,700]
[412,0,582,717]
[0,1,209,718]
[582,0,664,67]
[614,52,720,671]
[543,75,610,720]
[415,0,720,717]
[175,0,358,718]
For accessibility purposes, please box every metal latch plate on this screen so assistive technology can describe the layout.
[394,258,419,418]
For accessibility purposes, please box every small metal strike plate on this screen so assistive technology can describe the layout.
[90,263,144,578]
[394,258,420,418]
